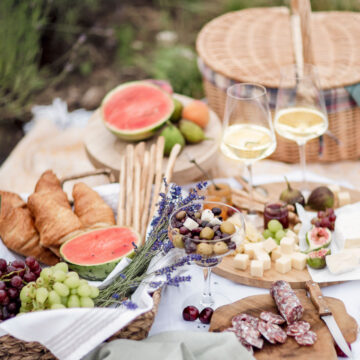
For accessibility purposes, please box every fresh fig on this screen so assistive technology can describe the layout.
[306,226,331,250]
[306,248,331,269]
[307,186,334,211]
[279,177,305,208]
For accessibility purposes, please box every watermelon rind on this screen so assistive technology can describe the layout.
[101,81,174,141]
[59,226,141,281]
[306,226,331,251]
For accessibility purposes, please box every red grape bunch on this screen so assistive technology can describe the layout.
[311,208,336,231]
[0,256,41,320]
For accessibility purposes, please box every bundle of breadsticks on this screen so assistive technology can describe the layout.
[117,136,182,244]
[0,136,181,264]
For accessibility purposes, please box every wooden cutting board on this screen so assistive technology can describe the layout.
[209,290,358,360]
[213,181,360,289]
[84,94,222,184]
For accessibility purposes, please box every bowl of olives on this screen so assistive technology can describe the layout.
[169,201,245,308]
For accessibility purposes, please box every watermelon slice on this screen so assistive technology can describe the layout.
[60,226,140,281]
[101,81,174,141]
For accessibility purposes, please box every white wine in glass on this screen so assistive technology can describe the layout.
[221,83,276,209]
[275,65,328,190]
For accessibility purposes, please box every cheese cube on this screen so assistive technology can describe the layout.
[291,252,307,270]
[233,254,249,270]
[338,191,351,207]
[286,229,298,243]
[254,249,271,270]
[280,237,295,254]
[262,238,278,254]
[244,243,262,259]
[209,217,222,226]
[183,217,199,231]
[250,260,263,277]
[294,244,300,251]
[326,251,358,274]
[271,247,282,261]
[201,209,214,222]
[228,213,244,228]
[275,256,292,274]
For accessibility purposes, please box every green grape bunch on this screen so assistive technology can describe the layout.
[19,262,99,312]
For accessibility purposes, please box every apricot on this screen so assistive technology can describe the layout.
[182,100,210,129]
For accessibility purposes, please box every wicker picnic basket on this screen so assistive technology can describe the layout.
[196,0,360,163]
[0,170,162,359]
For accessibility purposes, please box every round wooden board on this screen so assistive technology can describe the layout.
[84,94,222,184]
[209,290,358,360]
[213,181,360,289]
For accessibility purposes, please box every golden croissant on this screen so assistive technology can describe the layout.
[73,182,115,227]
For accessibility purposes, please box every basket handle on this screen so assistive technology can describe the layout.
[60,168,116,188]
[291,0,314,70]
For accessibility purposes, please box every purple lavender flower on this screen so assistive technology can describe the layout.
[122,300,138,310]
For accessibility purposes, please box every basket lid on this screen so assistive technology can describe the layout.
[196,7,360,89]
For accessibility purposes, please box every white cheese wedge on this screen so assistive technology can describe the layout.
[275,256,292,274]
[262,238,278,254]
[338,191,351,207]
[183,217,198,231]
[280,236,295,254]
[250,260,263,277]
[233,254,249,270]
[254,249,271,270]
[209,217,222,226]
[326,251,359,274]
[201,209,214,222]
[335,212,360,249]
[328,184,341,196]
[271,247,283,261]
[291,252,307,271]
[244,243,262,259]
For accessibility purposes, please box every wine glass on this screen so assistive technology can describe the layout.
[168,201,245,309]
[221,83,276,212]
[274,64,328,192]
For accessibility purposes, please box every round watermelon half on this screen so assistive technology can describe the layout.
[101,81,174,141]
[60,226,141,281]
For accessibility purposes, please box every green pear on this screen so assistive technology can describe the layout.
[160,124,185,156]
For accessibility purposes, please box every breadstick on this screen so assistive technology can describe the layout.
[133,161,141,233]
[231,188,267,205]
[140,150,150,212]
[135,141,146,167]
[125,144,135,227]
[117,155,126,226]
[148,136,165,224]
[234,176,269,203]
[140,143,156,241]
[232,195,264,213]
[159,143,181,194]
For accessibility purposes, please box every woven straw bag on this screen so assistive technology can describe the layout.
[0,170,162,359]
[196,0,360,163]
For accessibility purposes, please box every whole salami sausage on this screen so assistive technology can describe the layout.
[270,280,304,324]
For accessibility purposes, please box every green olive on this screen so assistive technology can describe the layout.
[213,241,228,255]
[196,243,213,256]
[220,221,236,235]
[172,234,184,248]
[176,210,186,220]
[200,227,214,240]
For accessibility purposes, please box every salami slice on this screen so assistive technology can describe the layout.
[258,320,287,344]
[286,321,311,336]
[295,330,317,346]
[270,280,304,324]
[257,320,276,344]
[238,321,264,349]
[260,311,285,325]
[232,313,259,328]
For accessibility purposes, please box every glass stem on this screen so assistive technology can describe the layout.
[246,163,254,214]
[201,268,214,308]
[299,143,308,193]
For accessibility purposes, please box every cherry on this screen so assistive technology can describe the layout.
[334,342,351,358]
[199,307,214,324]
[183,306,199,321]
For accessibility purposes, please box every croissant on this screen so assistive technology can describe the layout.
[0,191,58,265]
[0,191,26,218]
[73,182,115,227]
[34,170,70,208]
[28,193,82,248]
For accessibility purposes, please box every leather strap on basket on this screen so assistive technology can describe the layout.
[291,0,314,73]
[60,168,116,188]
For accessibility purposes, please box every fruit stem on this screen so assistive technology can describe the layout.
[188,157,220,190]
[284,176,292,191]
